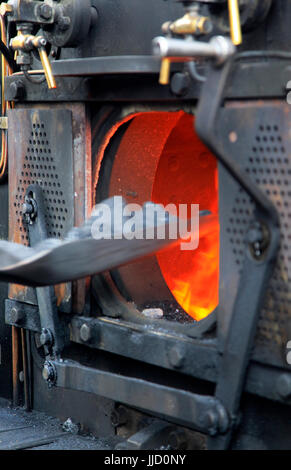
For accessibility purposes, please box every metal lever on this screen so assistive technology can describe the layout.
[157,10,213,85]
[159,58,171,85]
[228,0,242,45]
[38,46,57,89]
[153,35,235,86]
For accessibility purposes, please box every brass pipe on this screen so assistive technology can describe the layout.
[228,0,242,45]
[159,58,171,85]
[38,47,57,89]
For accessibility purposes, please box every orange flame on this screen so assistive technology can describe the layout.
[158,222,219,320]
[152,114,219,321]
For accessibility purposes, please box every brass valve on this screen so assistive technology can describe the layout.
[162,12,212,36]
[10,34,57,89]
[158,11,212,86]
[228,0,242,45]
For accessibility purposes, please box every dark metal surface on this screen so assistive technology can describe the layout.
[5,60,290,104]
[51,56,170,77]
[115,422,176,450]
[5,304,291,407]
[0,184,11,400]
[69,316,218,381]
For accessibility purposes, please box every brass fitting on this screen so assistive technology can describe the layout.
[10,34,57,89]
[0,3,13,16]
[10,34,43,51]
[162,12,212,36]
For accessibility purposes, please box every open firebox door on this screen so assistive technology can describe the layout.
[95,111,219,322]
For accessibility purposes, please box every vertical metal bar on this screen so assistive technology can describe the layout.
[12,326,20,407]
[228,0,242,45]
[26,330,33,408]
[21,329,30,411]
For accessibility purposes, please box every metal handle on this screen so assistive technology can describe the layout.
[228,0,242,45]
[38,47,57,90]
[159,58,171,85]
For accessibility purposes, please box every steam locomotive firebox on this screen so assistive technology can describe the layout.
[0,0,291,452]
[94,111,219,322]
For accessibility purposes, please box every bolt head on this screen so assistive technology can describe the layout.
[276,374,291,399]
[10,306,24,324]
[40,328,53,347]
[39,4,53,20]
[22,196,37,225]
[42,361,56,384]
[80,323,91,342]
[9,81,25,101]
[39,38,47,47]
[247,223,264,245]
[19,371,24,383]
[22,202,33,215]
[168,345,185,368]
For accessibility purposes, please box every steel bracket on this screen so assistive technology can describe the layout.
[24,184,66,356]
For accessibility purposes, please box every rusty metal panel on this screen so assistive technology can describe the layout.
[8,106,75,311]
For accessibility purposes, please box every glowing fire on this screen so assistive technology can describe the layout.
[157,222,219,320]
[152,114,219,321]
